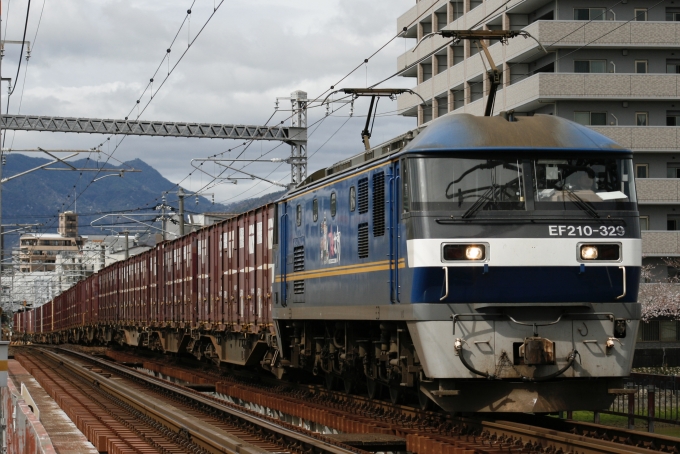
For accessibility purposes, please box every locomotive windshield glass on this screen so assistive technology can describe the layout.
[407,157,526,212]
[405,155,636,213]
[532,157,636,211]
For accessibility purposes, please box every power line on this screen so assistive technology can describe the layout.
[7,0,30,97]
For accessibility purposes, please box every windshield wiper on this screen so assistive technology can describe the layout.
[563,187,600,219]
[462,184,497,219]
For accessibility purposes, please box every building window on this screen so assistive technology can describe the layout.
[667,59,680,73]
[634,9,647,21]
[451,44,464,66]
[435,12,447,31]
[661,320,680,341]
[436,96,448,118]
[312,199,318,222]
[669,214,680,230]
[436,54,447,75]
[422,106,433,124]
[667,8,680,21]
[668,163,680,178]
[639,215,649,231]
[574,8,606,21]
[574,111,607,126]
[635,60,648,74]
[667,111,680,126]
[637,320,659,342]
[636,164,648,178]
[636,112,648,126]
[421,62,433,82]
[574,60,606,73]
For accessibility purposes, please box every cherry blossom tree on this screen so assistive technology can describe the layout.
[639,259,680,321]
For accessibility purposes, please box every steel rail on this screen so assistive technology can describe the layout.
[95,348,673,454]
[50,347,366,454]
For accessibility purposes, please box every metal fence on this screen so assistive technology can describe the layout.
[603,373,680,432]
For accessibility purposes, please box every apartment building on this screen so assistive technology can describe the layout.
[396,0,680,352]
[18,211,84,272]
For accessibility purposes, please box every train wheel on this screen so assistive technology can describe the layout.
[417,387,432,411]
[389,385,401,405]
[325,373,337,391]
[343,377,354,395]
[366,377,382,400]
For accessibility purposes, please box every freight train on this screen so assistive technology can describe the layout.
[14,113,641,413]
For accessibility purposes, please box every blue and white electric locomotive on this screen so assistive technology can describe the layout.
[273,113,640,412]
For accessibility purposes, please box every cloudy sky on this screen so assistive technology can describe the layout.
[1,0,419,208]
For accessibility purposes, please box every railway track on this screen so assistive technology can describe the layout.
[94,347,680,454]
[13,347,369,454]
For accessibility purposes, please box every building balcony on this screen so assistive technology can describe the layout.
[636,179,680,204]
[589,126,680,152]
[398,72,680,118]
[397,17,680,115]
[642,231,680,257]
[399,19,680,80]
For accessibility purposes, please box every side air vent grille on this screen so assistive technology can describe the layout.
[358,223,369,258]
[358,178,369,214]
[294,280,305,294]
[373,172,385,237]
[293,246,305,272]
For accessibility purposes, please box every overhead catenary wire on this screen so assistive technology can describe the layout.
[36,1,223,240]
[77,0,444,217]
[7,0,45,150]
[7,0,30,97]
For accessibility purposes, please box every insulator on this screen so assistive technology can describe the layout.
[211,195,215,204]
[195,196,199,205]
[350,100,354,117]
[1,155,6,166]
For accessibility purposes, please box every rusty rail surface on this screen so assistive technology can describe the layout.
[39,346,368,454]
[18,347,366,454]
[90,348,680,454]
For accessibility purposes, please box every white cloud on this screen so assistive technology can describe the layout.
[2,0,417,207]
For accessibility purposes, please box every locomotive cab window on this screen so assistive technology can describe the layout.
[404,154,637,213]
[296,204,302,226]
[533,157,636,211]
[407,156,526,212]
[330,192,337,217]
[313,198,318,222]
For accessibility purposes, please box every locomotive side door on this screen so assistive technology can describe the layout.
[390,161,401,303]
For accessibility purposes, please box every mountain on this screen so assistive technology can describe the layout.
[1,154,285,251]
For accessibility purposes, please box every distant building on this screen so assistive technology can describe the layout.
[58,211,78,237]
[18,234,84,273]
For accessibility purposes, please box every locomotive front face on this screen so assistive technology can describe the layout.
[401,151,641,412]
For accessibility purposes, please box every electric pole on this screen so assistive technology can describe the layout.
[178,188,185,236]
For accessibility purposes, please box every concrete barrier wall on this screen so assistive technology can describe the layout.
[2,379,56,454]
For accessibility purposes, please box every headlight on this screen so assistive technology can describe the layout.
[466,245,484,260]
[442,244,486,261]
[579,244,621,261]
[581,246,598,260]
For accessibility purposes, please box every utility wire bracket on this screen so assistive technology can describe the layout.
[322,88,426,151]
[413,29,547,117]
